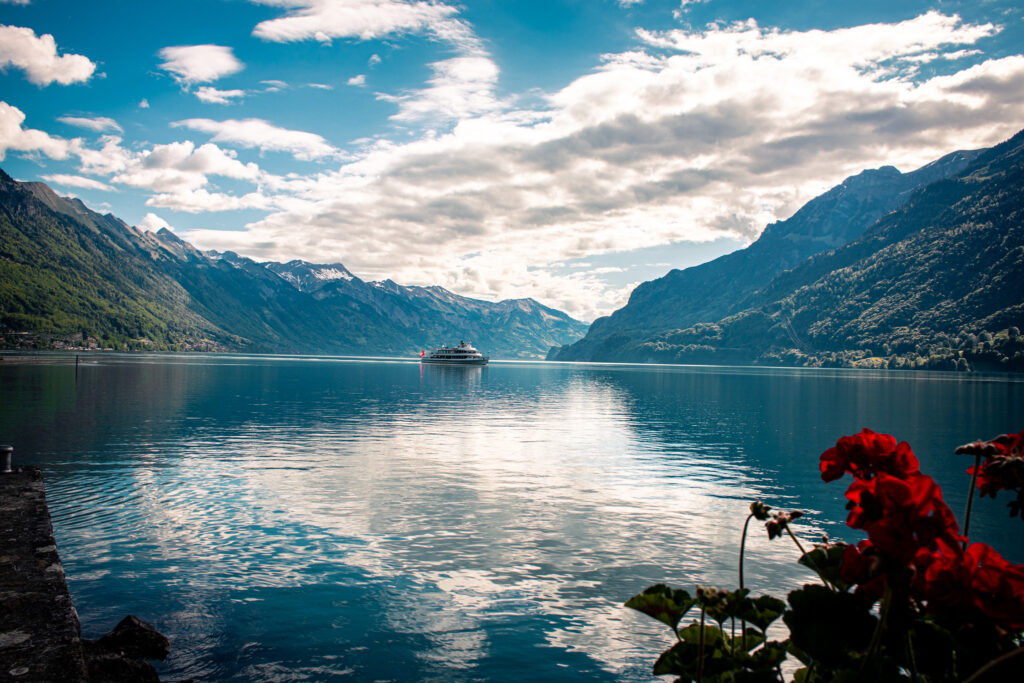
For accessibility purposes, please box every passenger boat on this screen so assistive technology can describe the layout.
[420,341,489,365]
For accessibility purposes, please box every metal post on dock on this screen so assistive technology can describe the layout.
[0,446,12,473]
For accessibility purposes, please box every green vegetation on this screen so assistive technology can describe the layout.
[551,131,1024,372]
[627,430,1024,681]
[0,169,588,357]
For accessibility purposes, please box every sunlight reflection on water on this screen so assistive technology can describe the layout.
[3,355,1022,681]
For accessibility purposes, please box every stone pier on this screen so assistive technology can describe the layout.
[1,466,171,682]
[0,466,89,681]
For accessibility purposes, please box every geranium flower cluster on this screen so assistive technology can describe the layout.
[629,429,1024,682]
[821,428,1024,630]
[957,431,1024,518]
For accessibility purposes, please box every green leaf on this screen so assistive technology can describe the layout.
[783,585,876,670]
[704,587,752,624]
[624,584,696,630]
[750,641,789,669]
[797,543,850,592]
[652,641,691,677]
[737,595,787,632]
[678,622,725,646]
[728,628,766,653]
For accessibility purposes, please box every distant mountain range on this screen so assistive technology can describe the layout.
[550,130,1024,372]
[0,171,588,359]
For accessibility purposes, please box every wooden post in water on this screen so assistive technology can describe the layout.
[1,445,12,474]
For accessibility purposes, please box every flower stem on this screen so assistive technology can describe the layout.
[739,513,754,590]
[963,644,1024,683]
[697,606,706,683]
[785,526,834,591]
[906,627,919,683]
[738,512,754,637]
[863,584,892,669]
[963,453,981,548]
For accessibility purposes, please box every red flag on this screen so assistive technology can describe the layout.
[420,350,425,357]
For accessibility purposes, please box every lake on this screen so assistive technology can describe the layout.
[2,354,1022,681]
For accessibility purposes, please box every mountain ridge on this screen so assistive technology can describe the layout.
[0,170,588,359]
[549,132,1023,371]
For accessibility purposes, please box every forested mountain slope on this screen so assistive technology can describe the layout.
[549,131,1024,371]
[0,171,588,358]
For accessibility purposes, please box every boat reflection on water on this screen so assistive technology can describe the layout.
[419,360,485,387]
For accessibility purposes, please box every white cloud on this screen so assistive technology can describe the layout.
[368,53,382,67]
[175,12,1022,321]
[347,74,366,86]
[146,188,274,214]
[157,44,244,86]
[262,79,288,91]
[138,212,172,232]
[249,0,481,54]
[673,0,707,18]
[307,82,333,90]
[0,101,76,160]
[195,86,247,104]
[76,134,132,175]
[138,98,150,109]
[40,173,115,191]
[112,140,261,193]
[0,1,33,5]
[172,117,339,161]
[57,115,122,133]
[0,24,95,86]
[380,56,502,122]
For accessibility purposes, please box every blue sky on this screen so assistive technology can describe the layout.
[1,0,1022,321]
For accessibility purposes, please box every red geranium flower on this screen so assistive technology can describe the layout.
[820,429,920,483]
[958,431,1024,519]
[917,539,1024,630]
[845,471,962,562]
[840,540,887,603]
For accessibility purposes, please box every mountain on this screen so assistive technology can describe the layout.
[550,131,1024,371]
[0,171,588,359]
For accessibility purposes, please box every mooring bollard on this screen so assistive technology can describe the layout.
[1,445,12,473]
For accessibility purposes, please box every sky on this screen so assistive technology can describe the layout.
[1,0,1022,322]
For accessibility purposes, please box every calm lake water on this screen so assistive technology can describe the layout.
[2,354,1022,681]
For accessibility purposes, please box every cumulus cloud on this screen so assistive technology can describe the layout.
[76,134,132,175]
[172,12,1023,321]
[111,140,261,192]
[172,117,339,160]
[145,188,274,213]
[157,44,244,86]
[58,115,122,133]
[138,98,150,109]
[138,212,172,232]
[40,173,115,191]
[249,0,481,54]
[0,24,95,85]
[195,86,247,104]
[107,140,270,213]
[0,101,77,160]
[347,74,366,86]
[380,55,502,122]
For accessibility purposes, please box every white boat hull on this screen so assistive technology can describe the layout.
[421,357,488,365]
